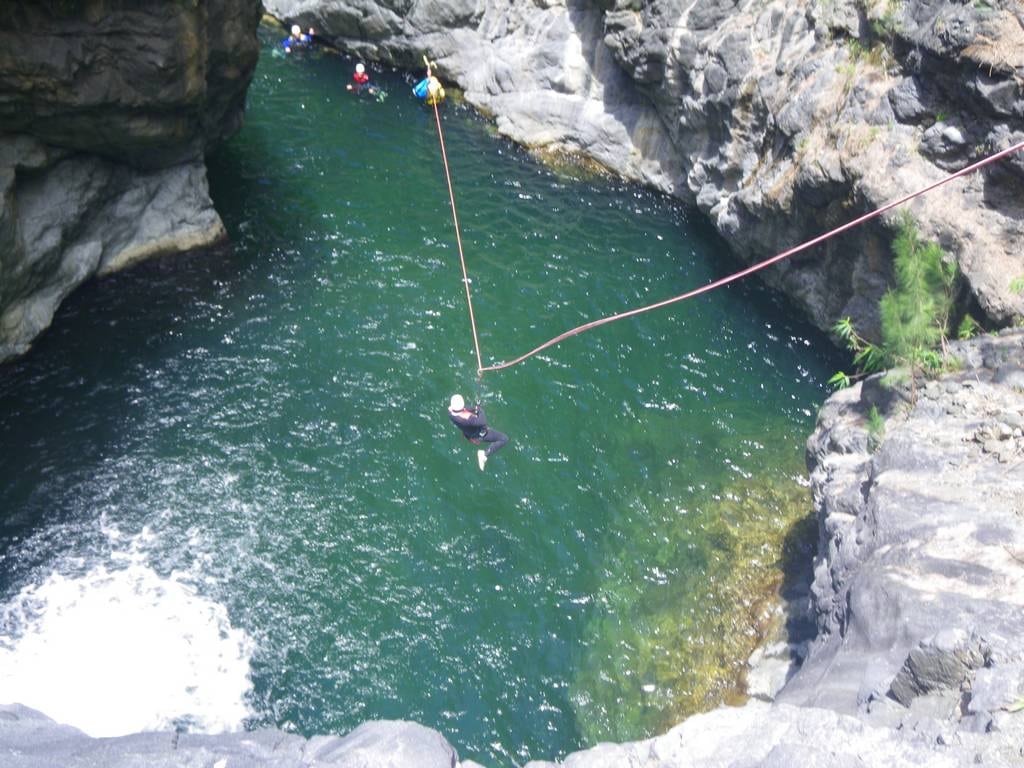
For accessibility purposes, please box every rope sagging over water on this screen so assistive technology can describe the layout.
[478,139,1024,373]
[423,87,1024,376]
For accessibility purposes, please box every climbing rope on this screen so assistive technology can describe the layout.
[424,72,1024,376]
[478,138,1024,373]
[430,94,484,376]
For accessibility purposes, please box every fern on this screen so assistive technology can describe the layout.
[957,314,980,340]
[879,215,956,374]
[829,371,852,389]
[829,215,957,395]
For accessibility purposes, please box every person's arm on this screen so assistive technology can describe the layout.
[474,403,486,424]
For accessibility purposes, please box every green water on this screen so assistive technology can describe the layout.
[0,29,840,765]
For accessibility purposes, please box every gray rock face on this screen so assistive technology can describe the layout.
[0,706,464,768]
[0,0,261,167]
[0,0,262,363]
[266,0,1024,341]
[775,330,1024,762]
[887,630,988,708]
[0,137,225,360]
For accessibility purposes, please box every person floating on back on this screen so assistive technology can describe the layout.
[413,60,445,106]
[281,24,314,54]
[345,62,387,101]
[448,394,508,471]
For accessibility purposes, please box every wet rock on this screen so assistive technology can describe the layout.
[303,721,459,766]
[0,707,463,768]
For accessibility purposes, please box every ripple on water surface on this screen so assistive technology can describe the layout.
[0,27,841,767]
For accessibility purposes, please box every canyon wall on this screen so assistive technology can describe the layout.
[0,0,263,362]
[268,0,1024,343]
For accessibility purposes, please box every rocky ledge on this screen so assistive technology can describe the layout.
[5,330,1023,766]
[266,0,1024,341]
[0,0,262,362]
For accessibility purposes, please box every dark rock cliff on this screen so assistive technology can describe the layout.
[0,0,262,362]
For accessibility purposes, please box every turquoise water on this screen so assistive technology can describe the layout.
[0,29,840,765]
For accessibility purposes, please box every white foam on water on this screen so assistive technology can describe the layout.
[0,551,255,737]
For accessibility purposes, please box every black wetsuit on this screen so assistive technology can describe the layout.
[448,404,509,457]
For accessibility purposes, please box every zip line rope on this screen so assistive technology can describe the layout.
[479,139,1024,373]
[431,98,484,376]
[426,92,1024,376]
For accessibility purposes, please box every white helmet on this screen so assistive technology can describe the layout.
[291,24,301,36]
[449,394,465,411]
[355,63,365,74]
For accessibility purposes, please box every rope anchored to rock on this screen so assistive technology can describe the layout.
[423,85,1024,377]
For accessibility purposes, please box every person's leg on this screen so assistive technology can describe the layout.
[482,429,509,457]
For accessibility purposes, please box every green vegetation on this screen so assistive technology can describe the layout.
[957,314,981,340]
[828,317,884,389]
[1011,275,1024,295]
[866,405,885,451]
[869,0,903,40]
[842,38,891,77]
[833,0,901,78]
[831,213,959,395]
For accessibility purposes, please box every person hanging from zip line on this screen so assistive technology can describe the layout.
[448,394,508,471]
